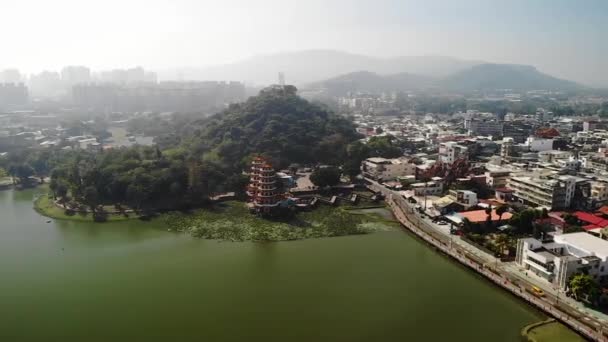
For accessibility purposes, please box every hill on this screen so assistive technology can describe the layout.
[183,85,362,170]
[441,63,584,91]
[309,71,434,96]
[309,64,586,94]
[157,50,479,85]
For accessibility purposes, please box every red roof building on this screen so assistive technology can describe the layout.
[573,211,608,230]
[457,209,512,223]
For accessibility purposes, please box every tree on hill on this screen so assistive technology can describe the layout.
[366,135,402,158]
[343,141,369,181]
[310,167,341,188]
[42,87,363,212]
[182,86,361,173]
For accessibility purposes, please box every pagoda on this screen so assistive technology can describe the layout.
[247,156,283,215]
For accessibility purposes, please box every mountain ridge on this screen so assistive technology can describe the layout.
[156,50,480,85]
[307,63,585,95]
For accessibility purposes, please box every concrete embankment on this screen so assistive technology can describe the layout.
[380,192,604,341]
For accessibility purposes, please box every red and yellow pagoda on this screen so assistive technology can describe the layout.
[247,156,283,215]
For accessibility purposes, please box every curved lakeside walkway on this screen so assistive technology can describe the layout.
[367,181,607,342]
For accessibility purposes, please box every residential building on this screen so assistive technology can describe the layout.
[591,182,608,203]
[438,142,468,164]
[0,83,28,106]
[507,175,576,209]
[411,181,442,196]
[445,209,512,226]
[526,137,554,152]
[453,189,478,208]
[485,169,511,188]
[501,137,514,159]
[72,81,246,112]
[516,232,608,289]
[61,66,91,85]
[468,119,503,136]
[538,150,572,163]
[362,157,415,181]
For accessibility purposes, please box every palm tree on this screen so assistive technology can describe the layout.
[461,218,473,234]
[494,234,510,256]
[496,205,509,223]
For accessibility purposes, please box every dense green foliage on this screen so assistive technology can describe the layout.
[343,136,404,179]
[310,167,341,187]
[181,86,361,171]
[47,146,228,212]
[568,274,600,304]
[0,150,55,184]
[14,87,361,213]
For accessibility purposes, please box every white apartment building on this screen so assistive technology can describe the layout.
[507,175,576,209]
[526,137,554,152]
[438,142,468,164]
[516,232,608,289]
[453,190,478,208]
[411,181,443,196]
[362,157,416,181]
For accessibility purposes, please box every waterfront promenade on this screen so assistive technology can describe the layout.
[368,181,608,341]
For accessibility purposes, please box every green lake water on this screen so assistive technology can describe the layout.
[0,188,545,341]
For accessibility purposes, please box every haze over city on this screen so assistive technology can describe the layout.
[2,1,608,341]
[2,0,607,86]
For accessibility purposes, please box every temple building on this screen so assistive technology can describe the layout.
[247,156,283,215]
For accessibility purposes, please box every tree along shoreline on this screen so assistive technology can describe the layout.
[34,189,400,242]
[34,191,140,222]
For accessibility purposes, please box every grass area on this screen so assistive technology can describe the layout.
[522,319,584,342]
[164,201,400,242]
[34,191,139,222]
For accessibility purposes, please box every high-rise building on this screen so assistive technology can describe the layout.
[278,72,285,86]
[500,137,514,159]
[0,83,28,106]
[61,66,91,85]
[0,69,23,83]
[29,71,63,98]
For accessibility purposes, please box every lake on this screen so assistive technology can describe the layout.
[0,188,545,341]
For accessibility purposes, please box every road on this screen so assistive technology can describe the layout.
[366,179,608,341]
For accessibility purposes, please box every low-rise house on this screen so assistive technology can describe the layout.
[445,209,513,226]
[495,188,514,202]
[485,169,511,188]
[516,232,608,289]
[362,157,415,181]
[411,181,442,196]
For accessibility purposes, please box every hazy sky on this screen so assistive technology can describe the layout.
[2,0,607,85]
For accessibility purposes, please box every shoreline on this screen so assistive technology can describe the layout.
[33,191,140,222]
[32,188,400,242]
[378,189,601,341]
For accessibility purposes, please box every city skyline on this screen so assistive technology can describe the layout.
[1,0,606,86]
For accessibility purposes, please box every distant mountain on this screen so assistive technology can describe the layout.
[441,63,584,91]
[308,71,435,96]
[157,50,480,85]
[309,63,586,95]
